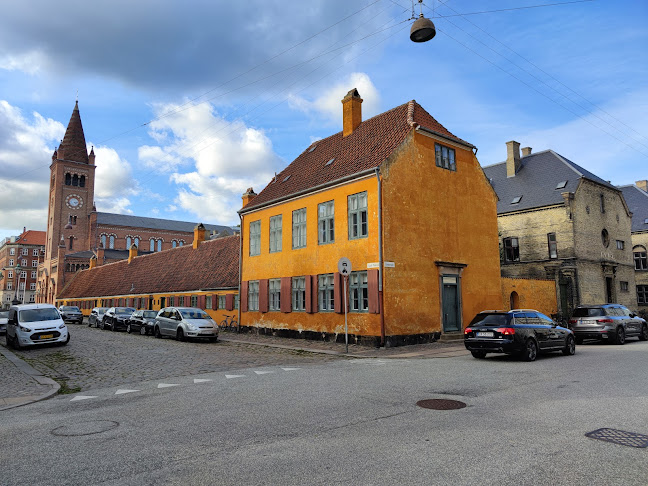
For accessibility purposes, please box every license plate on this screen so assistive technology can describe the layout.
[40,334,54,339]
[476,331,494,338]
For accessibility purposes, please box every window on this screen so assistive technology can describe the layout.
[6,282,12,290]
[172,240,177,248]
[269,279,281,311]
[555,180,568,190]
[72,174,79,186]
[634,247,648,270]
[218,295,226,309]
[101,234,107,248]
[69,236,74,250]
[511,196,523,204]
[31,271,36,279]
[600,194,605,213]
[349,271,368,312]
[248,281,259,311]
[601,229,609,248]
[190,295,198,307]
[20,271,26,278]
[65,173,71,185]
[249,220,261,256]
[435,143,456,171]
[8,271,13,279]
[126,237,132,248]
[9,248,15,255]
[178,240,183,247]
[269,215,282,253]
[30,283,36,291]
[8,259,13,267]
[348,192,368,239]
[547,233,558,259]
[318,201,334,244]
[620,281,629,292]
[616,240,625,250]
[292,208,307,249]
[178,296,185,306]
[637,285,648,305]
[292,277,306,312]
[503,237,520,262]
[21,248,28,256]
[32,249,38,256]
[149,238,155,251]
[318,274,335,312]
[235,295,239,310]
[109,235,115,249]
[80,175,85,187]
[19,282,25,290]
[21,259,26,266]
[134,237,140,248]
[168,296,174,306]
[32,260,38,267]
[157,240,162,252]
[206,295,212,309]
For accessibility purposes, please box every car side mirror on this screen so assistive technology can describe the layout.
[629,313,636,318]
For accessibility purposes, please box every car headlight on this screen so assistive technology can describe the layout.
[186,324,197,331]
[59,324,67,329]
[19,325,32,332]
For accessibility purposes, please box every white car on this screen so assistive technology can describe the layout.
[154,307,218,342]
[0,309,8,335]
[6,303,70,349]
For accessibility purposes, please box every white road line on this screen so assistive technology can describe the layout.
[253,370,274,375]
[281,367,300,371]
[225,374,246,379]
[194,378,213,383]
[157,383,180,388]
[115,389,139,395]
[70,395,97,401]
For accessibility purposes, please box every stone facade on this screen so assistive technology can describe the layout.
[620,181,648,314]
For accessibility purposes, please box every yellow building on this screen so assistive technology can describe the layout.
[239,89,504,346]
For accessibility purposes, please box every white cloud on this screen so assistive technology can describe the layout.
[288,72,381,126]
[0,51,47,75]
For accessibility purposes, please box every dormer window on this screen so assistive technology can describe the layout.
[511,196,522,204]
[308,144,317,153]
[283,175,291,182]
[325,158,335,166]
[555,180,567,190]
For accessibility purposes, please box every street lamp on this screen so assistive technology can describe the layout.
[410,0,436,43]
[12,265,22,305]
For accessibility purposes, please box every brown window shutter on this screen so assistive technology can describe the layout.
[368,269,379,314]
[212,294,218,310]
[334,272,342,314]
[259,279,269,313]
[198,294,206,310]
[305,275,313,313]
[280,277,291,313]
[225,293,234,311]
[241,282,248,312]
[312,274,319,313]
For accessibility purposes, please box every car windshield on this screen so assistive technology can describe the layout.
[96,308,108,314]
[19,308,60,322]
[143,311,158,318]
[0,311,9,318]
[115,307,135,314]
[573,308,604,317]
[61,306,80,311]
[179,309,210,320]
[470,313,511,327]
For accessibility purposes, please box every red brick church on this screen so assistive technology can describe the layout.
[37,102,234,304]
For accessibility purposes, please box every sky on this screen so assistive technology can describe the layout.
[0,0,646,241]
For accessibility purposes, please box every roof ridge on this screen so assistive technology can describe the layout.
[549,150,585,178]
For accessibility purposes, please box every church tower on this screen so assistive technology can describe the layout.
[40,101,96,303]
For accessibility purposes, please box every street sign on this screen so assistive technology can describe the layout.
[338,257,352,276]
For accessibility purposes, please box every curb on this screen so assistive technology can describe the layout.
[0,344,61,411]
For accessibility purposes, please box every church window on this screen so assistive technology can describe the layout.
[100,234,107,248]
[157,240,162,252]
[134,237,140,248]
[126,237,132,248]
[69,236,74,250]
[65,173,71,185]
[179,240,184,247]
[80,175,85,187]
[109,235,115,249]
[172,240,177,248]
[149,239,155,251]
[72,174,79,186]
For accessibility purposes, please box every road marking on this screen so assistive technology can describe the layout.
[225,374,246,379]
[115,389,139,395]
[281,367,300,371]
[70,395,97,401]
[157,383,180,388]
[253,370,274,375]
[194,379,213,383]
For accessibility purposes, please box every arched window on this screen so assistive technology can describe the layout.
[109,235,115,249]
[72,174,79,186]
[150,238,155,251]
[69,236,74,250]
[179,241,184,247]
[157,240,162,252]
[72,216,77,225]
[65,173,71,185]
[100,234,107,248]
[510,291,519,310]
[80,175,85,187]
[65,263,70,272]
[172,240,177,248]
[134,237,140,248]
[126,237,132,248]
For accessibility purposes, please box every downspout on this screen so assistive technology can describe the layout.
[375,167,385,347]
[237,214,243,333]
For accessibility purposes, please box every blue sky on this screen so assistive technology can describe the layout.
[0,0,646,241]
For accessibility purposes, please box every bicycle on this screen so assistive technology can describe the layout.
[219,314,239,332]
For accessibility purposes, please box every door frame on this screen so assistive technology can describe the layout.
[435,261,466,334]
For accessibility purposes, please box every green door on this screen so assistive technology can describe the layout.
[442,276,460,332]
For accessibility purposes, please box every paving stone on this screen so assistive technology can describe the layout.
[0,353,51,400]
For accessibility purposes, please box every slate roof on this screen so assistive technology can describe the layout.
[65,249,154,260]
[58,235,240,299]
[96,212,234,234]
[242,100,470,211]
[483,149,619,215]
[58,101,89,163]
[618,185,648,233]
[14,230,46,246]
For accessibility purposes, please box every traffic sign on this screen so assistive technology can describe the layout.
[338,257,352,276]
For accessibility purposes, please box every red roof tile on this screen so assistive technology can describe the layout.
[242,100,470,211]
[16,230,46,246]
[58,235,240,299]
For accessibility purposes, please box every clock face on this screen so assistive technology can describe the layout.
[65,194,83,209]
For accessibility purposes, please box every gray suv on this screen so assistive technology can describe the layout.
[569,304,648,345]
[154,307,218,342]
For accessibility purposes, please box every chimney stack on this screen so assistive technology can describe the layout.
[636,180,648,193]
[241,187,257,208]
[96,245,105,266]
[342,88,363,137]
[128,243,138,263]
[521,147,532,157]
[193,223,207,249]
[506,141,521,178]
[89,255,97,269]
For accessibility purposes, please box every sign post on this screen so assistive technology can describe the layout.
[337,257,352,353]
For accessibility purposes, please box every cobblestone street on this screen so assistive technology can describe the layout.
[2,322,347,392]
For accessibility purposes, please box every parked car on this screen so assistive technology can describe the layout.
[154,307,218,342]
[569,304,648,345]
[101,307,135,331]
[464,309,575,361]
[126,309,158,335]
[5,303,69,349]
[0,309,8,335]
[58,305,83,324]
[88,307,109,327]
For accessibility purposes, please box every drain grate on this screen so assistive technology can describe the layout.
[585,428,648,448]
[417,399,466,410]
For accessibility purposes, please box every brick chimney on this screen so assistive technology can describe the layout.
[636,180,647,193]
[96,245,105,266]
[521,147,532,157]
[242,187,256,208]
[506,141,521,178]
[193,223,207,249]
[342,88,363,137]
[128,243,138,263]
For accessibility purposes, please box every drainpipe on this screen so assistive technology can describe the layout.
[375,167,385,347]
[238,213,243,333]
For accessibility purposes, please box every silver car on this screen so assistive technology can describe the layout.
[0,310,8,334]
[88,307,109,327]
[154,307,218,342]
[569,304,648,345]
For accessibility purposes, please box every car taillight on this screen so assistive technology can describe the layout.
[464,328,472,335]
[596,319,614,323]
[569,319,577,324]
[495,327,515,336]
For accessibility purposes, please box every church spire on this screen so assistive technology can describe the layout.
[57,100,89,163]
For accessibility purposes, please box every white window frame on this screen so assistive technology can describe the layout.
[318,274,335,312]
[318,201,334,245]
[269,215,282,253]
[269,279,281,311]
[292,208,307,249]
[248,281,260,311]
[349,271,368,312]
[348,191,368,239]
[292,277,306,312]
[249,220,261,256]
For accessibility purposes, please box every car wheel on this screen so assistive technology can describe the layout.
[176,328,185,342]
[60,333,70,346]
[522,339,537,362]
[639,324,648,342]
[471,350,487,359]
[562,335,576,356]
[126,324,132,334]
[112,322,118,332]
[575,336,583,345]
[88,320,93,327]
[100,320,105,330]
[154,326,162,339]
[12,334,21,350]
[614,327,625,345]
[140,326,147,336]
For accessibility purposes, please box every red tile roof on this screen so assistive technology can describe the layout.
[15,230,46,246]
[58,235,240,299]
[241,100,470,211]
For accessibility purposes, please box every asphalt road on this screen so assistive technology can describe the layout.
[1,339,647,485]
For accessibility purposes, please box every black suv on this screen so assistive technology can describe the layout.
[569,304,648,345]
[464,309,576,361]
[58,306,83,324]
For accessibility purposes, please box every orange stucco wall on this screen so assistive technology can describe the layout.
[380,131,503,335]
[501,277,558,316]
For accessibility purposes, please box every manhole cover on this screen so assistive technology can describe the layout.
[51,420,119,437]
[585,428,648,448]
[417,399,466,410]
